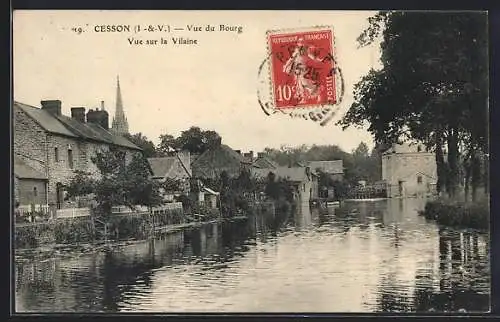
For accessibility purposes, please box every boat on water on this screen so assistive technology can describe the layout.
[326,201,340,207]
[343,198,387,202]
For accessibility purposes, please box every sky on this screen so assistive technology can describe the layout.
[13,10,382,154]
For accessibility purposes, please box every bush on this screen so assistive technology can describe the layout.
[54,218,95,244]
[423,199,489,230]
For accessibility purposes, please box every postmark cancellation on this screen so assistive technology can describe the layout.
[258,26,344,125]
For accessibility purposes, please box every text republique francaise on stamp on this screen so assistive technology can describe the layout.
[259,26,344,125]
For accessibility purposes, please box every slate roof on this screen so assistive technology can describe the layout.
[251,166,310,182]
[14,156,47,180]
[192,144,250,178]
[15,101,140,150]
[148,157,177,178]
[15,102,77,138]
[307,160,344,174]
[252,156,279,169]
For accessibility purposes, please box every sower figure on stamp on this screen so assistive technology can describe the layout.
[283,38,325,104]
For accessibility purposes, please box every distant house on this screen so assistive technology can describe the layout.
[382,142,437,198]
[251,166,319,203]
[148,150,191,201]
[252,152,279,169]
[306,160,344,181]
[13,100,141,213]
[195,185,220,210]
[191,143,253,179]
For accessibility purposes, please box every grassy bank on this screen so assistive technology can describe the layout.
[422,199,489,230]
[15,215,248,261]
[15,209,184,249]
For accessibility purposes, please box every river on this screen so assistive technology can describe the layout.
[15,198,490,313]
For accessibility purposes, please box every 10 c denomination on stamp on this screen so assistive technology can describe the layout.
[267,26,338,110]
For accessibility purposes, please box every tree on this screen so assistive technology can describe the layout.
[65,149,163,218]
[353,142,369,159]
[157,127,222,155]
[157,134,177,156]
[338,11,488,199]
[264,171,294,203]
[123,133,157,158]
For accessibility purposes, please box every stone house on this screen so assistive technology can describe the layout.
[306,160,344,182]
[251,166,319,203]
[13,100,142,211]
[148,151,192,201]
[382,142,437,198]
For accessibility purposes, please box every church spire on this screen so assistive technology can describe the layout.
[111,75,129,135]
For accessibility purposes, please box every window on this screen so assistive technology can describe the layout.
[417,176,422,184]
[54,147,59,162]
[68,149,74,169]
[33,187,37,197]
[417,145,422,152]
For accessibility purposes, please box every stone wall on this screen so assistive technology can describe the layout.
[14,106,49,176]
[382,152,437,198]
[46,135,84,206]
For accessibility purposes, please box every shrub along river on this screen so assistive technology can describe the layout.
[15,198,490,313]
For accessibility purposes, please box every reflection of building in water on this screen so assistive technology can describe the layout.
[16,254,108,312]
[295,203,312,228]
[16,232,191,313]
[382,142,437,198]
[191,223,224,256]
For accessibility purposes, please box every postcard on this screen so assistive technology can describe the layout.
[12,10,490,314]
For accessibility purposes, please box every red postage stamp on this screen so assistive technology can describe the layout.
[267,26,337,110]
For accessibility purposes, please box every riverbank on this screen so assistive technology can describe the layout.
[15,216,249,261]
[422,199,489,231]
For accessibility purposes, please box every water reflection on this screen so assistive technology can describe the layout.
[15,198,490,313]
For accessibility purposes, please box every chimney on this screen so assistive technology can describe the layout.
[41,100,62,116]
[243,151,254,162]
[100,100,105,110]
[70,107,86,122]
[86,109,109,130]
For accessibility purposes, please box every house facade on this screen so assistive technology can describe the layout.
[251,166,318,203]
[14,100,142,211]
[382,142,437,198]
[307,160,344,182]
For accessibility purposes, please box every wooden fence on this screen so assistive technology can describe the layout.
[16,202,183,223]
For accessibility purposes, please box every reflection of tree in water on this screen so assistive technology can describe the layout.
[376,273,413,312]
[411,229,490,313]
[329,201,390,233]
